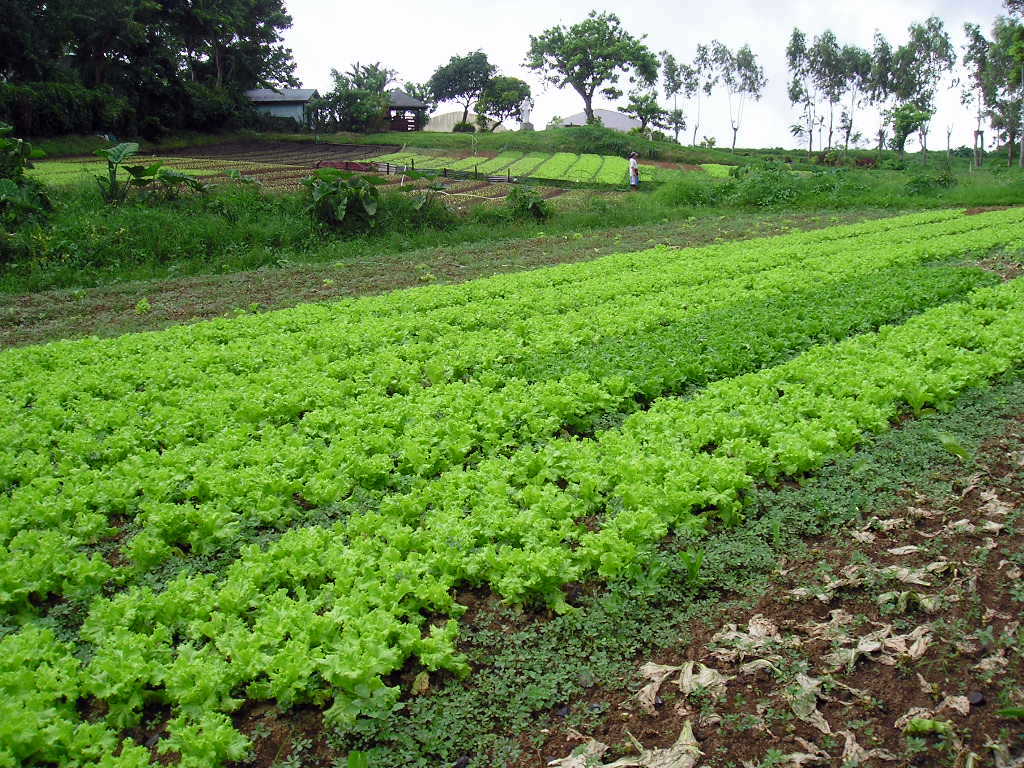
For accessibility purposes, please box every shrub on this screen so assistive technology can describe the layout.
[302,168,384,232]
[452,122,476,133]
[0,122,51,236]
[725,163,800,207]
[854,156,877,168]
[905,166,957,195]
[503,185,551,220]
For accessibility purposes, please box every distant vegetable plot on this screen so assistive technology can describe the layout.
[370,149,691,185]
[28,141,398,192]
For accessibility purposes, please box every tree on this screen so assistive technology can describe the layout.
[475,76,531,131]
[314,62,395,133]
[839,45,873,153]
[664,108,686,142]
[0,0,74,81]
[886,102,931,159]
[963,17,1024,167]
[689,44,716,146]
[712,41,765,151]
[623,89,668,131]
[893,17,955,159]
[866,32,896,155]
[809,31,845,150]
[660,51,694,142]
[524,11,658,123]
[428,51,496,125]
[787,28,819,155]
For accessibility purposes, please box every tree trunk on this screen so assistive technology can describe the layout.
[826,107,834,151]
[731,124,738,152]
[214,47,224,88]
[692,93,701,146]
[1009,132,1017,168]
[583,93,594,123]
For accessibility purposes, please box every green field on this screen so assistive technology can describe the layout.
[3,207,1024,766]
[369,149,684,184]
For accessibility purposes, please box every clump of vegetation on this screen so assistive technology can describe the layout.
[905,165,957,195]
[94,142,210,204]
[503,185,552,220]
[0,123,51,261]
[302,168,385,232]
[725,162,800,207]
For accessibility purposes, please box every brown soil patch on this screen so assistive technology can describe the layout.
[530,419,1024,768]
[964,205,1012,216]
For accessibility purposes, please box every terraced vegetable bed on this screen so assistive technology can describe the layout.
[4,209,1024,766]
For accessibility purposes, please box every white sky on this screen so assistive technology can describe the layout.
[281,0,1008,150]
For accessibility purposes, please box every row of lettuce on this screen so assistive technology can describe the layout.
[3,209,1024,766]
[2,211,1013,605]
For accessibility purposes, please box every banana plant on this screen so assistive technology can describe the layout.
[301,167,386,230]
[94,142,141,204]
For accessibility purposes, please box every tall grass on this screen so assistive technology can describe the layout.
[2,164,1021,295]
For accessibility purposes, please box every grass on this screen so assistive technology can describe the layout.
[3,161,1021,297]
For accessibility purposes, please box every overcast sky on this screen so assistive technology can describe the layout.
[281,0,1008,151]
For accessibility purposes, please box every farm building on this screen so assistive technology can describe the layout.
[557,109,642,133]
[244,88,319,127]
[423,111,507,133]
[387,89,430,131]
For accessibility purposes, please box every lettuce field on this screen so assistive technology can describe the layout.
[369,150,683,184]
[3,208,1024,766]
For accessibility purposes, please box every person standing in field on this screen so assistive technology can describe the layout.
[629,152,640,190]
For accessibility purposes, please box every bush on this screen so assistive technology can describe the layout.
[377,190,457,230]
[805,168,868,205]
[0,123,51,238]
[452,122,476,133]
[655,176,720,207]
[303,168,384,232]
[725,163,800,207]
[905,166,957,195]
[503,185,551,220]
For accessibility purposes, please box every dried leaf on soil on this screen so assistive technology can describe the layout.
[784,674,831,734]
[602,720,702,768]
[839,729,898,764]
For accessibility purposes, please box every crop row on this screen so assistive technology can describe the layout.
[7,265,1024,767]
[0,256,997,612]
